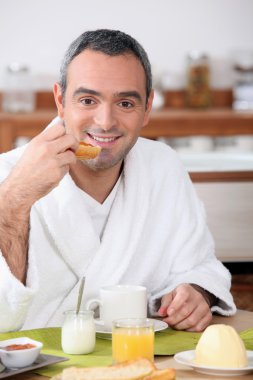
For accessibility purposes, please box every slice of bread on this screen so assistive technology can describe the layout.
[61,358,155,380]
[52,358,175,380]
[143,368,176,380]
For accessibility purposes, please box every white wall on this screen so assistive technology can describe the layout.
[0,0,253,90]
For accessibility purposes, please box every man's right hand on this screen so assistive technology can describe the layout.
[0,121,78,284]
[8,122,78,207]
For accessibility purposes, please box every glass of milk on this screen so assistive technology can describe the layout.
[61,310,96,354]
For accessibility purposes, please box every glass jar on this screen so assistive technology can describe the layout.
[2,62,35,113]
[61,310,96,354]
[186,51,211,108]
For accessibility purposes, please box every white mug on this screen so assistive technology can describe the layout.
[86,285,147,329]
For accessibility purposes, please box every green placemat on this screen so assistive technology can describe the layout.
[239,328,253,351]
[0,327,252,377]
[155,328,201,355]
[0,328,111,377]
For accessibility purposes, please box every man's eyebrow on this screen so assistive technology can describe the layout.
[72,88,143,102]
[115,91,142,102]
[73,87,101,97]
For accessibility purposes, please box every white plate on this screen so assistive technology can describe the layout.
[174,349,253,376]
[95,318,168,334]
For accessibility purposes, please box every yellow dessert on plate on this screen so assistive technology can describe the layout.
[194,324,248,368]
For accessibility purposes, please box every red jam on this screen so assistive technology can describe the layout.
[3,343,36,351]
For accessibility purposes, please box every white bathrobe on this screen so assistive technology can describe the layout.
[0,136,236,332]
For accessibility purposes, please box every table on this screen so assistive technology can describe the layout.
[7,309,253,380]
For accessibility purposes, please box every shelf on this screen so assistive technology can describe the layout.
[143,108,253,138]
[190,171,253,182]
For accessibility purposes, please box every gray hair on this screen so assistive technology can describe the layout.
[59,29,152,103]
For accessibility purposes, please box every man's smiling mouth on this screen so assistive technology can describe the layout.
[87,133,120,143]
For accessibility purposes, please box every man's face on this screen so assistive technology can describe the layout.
[54,49,153,170]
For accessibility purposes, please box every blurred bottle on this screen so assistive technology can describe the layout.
[233,50,253,111]
[2,62,35,113]
[186,51,211,108]
[151,65,165,110]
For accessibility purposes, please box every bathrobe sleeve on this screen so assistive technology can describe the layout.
[0,253,35,332]
[0,149,36,332]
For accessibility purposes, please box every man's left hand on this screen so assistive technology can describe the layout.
[158,283,212,332]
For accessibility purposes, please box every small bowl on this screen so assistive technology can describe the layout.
[0,337,43,368]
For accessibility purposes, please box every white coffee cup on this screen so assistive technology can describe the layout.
[86,285,147,329]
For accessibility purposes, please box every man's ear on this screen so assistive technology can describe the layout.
[143,89,154,128]
[53,82,64,119]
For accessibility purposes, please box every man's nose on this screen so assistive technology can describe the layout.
[94,104,116,131]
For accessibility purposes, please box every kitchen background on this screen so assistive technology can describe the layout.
[0,0,253,309]
[0,0,252,90]
[1,0,253,153]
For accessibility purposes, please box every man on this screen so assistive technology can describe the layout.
[0,29,236,333]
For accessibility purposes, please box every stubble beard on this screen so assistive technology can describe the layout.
[82,138,138,171]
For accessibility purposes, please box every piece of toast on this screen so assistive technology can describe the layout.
[75,142,101,160]
[143,368,176,380]
[52,358,175,380]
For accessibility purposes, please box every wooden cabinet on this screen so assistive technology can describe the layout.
[1,108,253,154]
[0,110,56,153]
[145,108,253,138]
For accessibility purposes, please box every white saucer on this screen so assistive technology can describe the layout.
[174,350,253,376]
[95,318,168,334]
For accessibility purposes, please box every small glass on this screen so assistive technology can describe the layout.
[112,318,154,363]
[61,310,96,355]
[2,62,35,113]
[233,51,253,110]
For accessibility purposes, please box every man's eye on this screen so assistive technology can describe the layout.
[80,98,95,105]
[119,101,134,109]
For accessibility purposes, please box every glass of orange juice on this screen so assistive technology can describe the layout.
[112,318,154,363]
